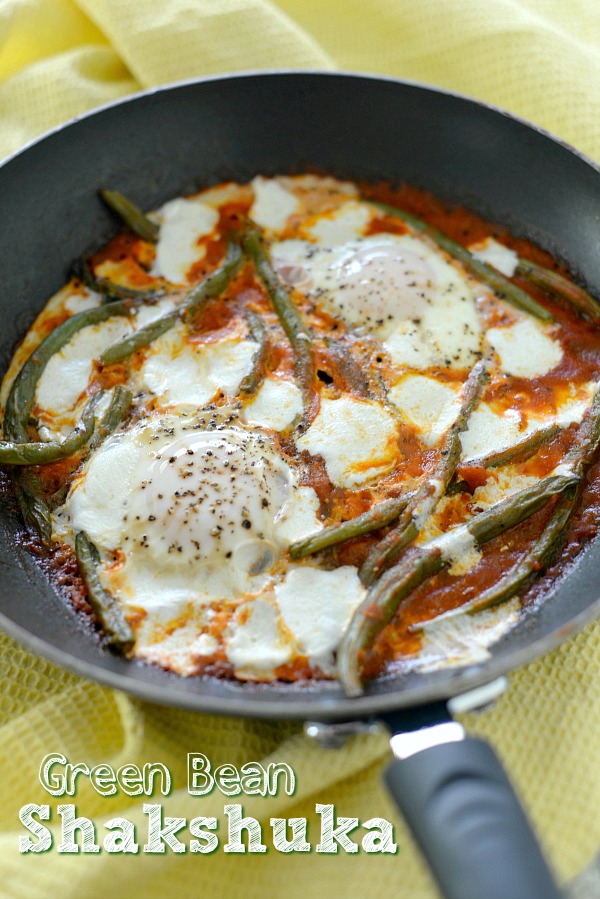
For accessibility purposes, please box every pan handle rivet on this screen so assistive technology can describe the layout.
[447,676,509,716]
[304,719,383,749]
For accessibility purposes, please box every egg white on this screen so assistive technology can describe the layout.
[61,409,314,594]
[54,406,326,675]
[271,228,484,368]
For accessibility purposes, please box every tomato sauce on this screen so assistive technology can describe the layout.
[6,178,600,681]
[354,181,600,681]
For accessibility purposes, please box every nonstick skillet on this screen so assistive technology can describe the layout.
[2,71,600,899]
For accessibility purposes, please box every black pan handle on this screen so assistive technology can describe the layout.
[384,730,562,899]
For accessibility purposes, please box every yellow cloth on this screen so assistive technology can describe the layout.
[1,2,600,896]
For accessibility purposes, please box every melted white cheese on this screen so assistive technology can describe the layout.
[434,527,483,576]
[460,404,524,461]
[460,385,595,462]
[35,317,132,430]
[303,200,373,245]
[487,318,563,378]
[151,197,218,283]
[471,469,540,510]
[133,605,216,676]
[138,327,257,407]
[388,374,461,447]
[275,485,323,545]
[226,598,292,679]
[296,395,400,488]
[133,298,178,328]
[250,176,299,232]
[275,565,366,673]
[241,377,303,431]
[197,182,250,208]
[469,237,519,277]
[63,289,102,315]
[0,285,101,409]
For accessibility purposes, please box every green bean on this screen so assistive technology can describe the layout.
[565,386,600,475]
[289,490,417,560]
[370,200,552,322]
[100,241,243,366]
[468,474,579,541]
[73,257,159,302]
[100,189,159,243]
[412,381,600,631]
[15,478,53,543]
[75,531,134,650]
[359,360,487,585]
[101,311,177,365]
[0,399,95,465]
[13,388,133,516]
[321,337,370,396]
[3,299,135,541]
[88,386,133,451]
[338,471,579,695]
[446,423,563,496]
[517,258,600,323]
[242,222,314,413]
[413,485,579,631]
[468,423,562,470]
[340,548,444,696]
[239,309,270,395]
[4,299,134,445]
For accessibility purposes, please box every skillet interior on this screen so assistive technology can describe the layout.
[1,71,600,721]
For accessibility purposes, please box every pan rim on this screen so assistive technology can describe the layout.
[1,69,600,721]
[3,68,599,183]
[1,590,600,721]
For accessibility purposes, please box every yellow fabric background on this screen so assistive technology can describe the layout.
[1,1,600,896]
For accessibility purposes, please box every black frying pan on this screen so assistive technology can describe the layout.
[1,71,599,899]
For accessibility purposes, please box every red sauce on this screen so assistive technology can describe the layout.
[8,179,600,683]
[351,183,600,681]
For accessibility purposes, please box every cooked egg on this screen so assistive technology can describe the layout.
[272,230,483,363]
[54,406,323,674]
[62,408,317,598]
